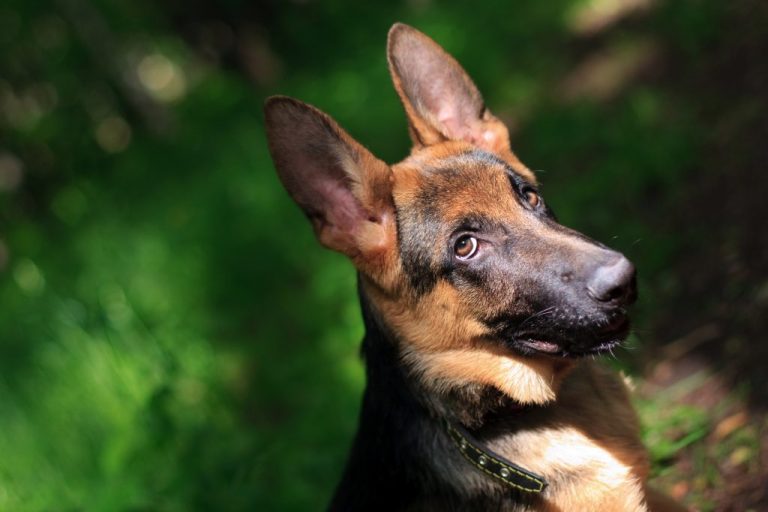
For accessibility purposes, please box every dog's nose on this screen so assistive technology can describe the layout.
[587,255,636,305]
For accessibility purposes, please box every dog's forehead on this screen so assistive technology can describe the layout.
[390,146,533,295]
[392,147,526,221]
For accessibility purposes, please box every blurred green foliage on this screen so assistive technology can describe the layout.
[0,0,735,510]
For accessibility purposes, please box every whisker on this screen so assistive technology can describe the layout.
[518,306,556,329]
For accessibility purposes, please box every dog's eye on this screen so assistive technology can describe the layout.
[522,188,540,208]
[454,235,478,260]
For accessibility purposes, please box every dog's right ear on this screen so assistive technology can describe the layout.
[264,96,394,265]
[387,23,529,176]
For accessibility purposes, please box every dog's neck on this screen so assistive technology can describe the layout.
[328,284,543,510]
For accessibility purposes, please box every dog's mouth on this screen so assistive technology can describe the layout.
[513,314,631,359]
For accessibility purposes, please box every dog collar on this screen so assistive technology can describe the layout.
[446,421,547,493]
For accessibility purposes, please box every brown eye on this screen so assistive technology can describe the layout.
[454,235,478,260]
[523,188,540,208]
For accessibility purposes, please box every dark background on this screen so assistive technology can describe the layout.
[0,0,766,510]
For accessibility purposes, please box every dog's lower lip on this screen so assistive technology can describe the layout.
[514,316,631,358]
[520,339,560,354]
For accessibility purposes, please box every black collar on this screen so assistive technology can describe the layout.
[446,421,547,494]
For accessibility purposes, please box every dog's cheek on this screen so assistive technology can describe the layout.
[451,260,525,327]
[364,279,569,405]
[389,280,491,351]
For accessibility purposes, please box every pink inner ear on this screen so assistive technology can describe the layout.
[437,104,457,129]
[279,144,368,237]
[266,97,392,256]
[437,104,470,141]
[313,176,367,234]
[438,104,496,149]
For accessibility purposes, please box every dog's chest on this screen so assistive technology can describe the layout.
[422,363,651,511]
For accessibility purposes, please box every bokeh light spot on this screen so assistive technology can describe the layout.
[13,258,45,295]
[95,116,132,153]
[137,53,187,103]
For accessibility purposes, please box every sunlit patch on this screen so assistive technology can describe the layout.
[558,39,658,102]
[568,0,655,37]
[541,428,633,484]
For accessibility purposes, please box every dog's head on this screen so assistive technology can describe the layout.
[264,24,636,405]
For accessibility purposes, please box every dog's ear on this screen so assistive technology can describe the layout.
[387,23,514,157]
[264,96,394,263]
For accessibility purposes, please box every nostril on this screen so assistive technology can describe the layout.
[586,256,636,304]
[604,285,625,301]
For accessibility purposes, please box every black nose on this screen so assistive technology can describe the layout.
[586,255,636,305]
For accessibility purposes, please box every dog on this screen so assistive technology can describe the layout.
[264,23,687,512]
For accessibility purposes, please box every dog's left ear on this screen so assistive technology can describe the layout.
[387,24,524,165]
[264,96,395,269]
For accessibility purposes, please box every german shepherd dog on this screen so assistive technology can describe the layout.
[265,23,687,512]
